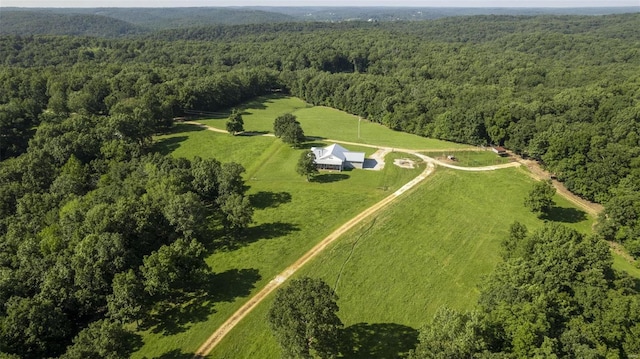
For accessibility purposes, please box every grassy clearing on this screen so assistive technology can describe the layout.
[293,106,470,150]
[153,123,276,167]
[147,97,613,359]
[198,95,472,150]
[136,129,423,358]
[198,94,310,133]
[423,150,512,167]
[208,167,596,358]
[612,255,640,279]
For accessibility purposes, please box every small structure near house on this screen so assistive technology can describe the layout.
[310,143,365,171]
[491,146,507,156]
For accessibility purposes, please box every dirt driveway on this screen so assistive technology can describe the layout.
[184,121,609,359]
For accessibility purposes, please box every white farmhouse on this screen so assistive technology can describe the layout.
[310,144,365,171]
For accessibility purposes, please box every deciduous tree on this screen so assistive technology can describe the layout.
[225,109,244,135]
[219,192,253,235]
[140,238,208,298]
[60,319,139,359]
[296,150,318,181]
[107,269,145,326]
[274,113,305,147]
[410,307,485,359]
[268,277,342,359]
[524,180,555,218]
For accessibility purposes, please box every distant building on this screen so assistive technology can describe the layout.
[492,146,507,156]
[310,144,365,171]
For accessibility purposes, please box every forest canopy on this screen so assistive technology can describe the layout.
[1,12,640,358]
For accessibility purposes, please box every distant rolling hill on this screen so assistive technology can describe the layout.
[254,6,640,22]
[0,8,296,36]
[0,7,637,37]
[83,8,296,29]
[0,11,142,36]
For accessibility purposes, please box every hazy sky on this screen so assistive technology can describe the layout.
[2,0,639,7]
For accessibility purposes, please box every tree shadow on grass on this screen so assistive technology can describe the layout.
[239,130,270,136]
[240,101,268,112]
[124,332,144,357]
[249,191,292,209]
[244,221,299,240]
[546,206,588,223]
[153,136,189,156]
[240,93,287,111]
[217,222,300,251]
[339,323,419,358]
[148,349,194,359]
[171,123,207,133]
[143,269,261,336]
[210,268,262,302]
[313,173,350,183]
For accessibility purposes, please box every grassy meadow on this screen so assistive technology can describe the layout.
[197,95,472,150]
[208,166,596,358]
[141,95,636,359]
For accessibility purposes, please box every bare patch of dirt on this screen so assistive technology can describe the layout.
[394,158,416,169]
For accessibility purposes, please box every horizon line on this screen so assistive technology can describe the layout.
[2,5,639,8]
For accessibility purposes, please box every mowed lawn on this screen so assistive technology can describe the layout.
[198,94,473,150]
[208,167,596,358]
[137,122,424,358]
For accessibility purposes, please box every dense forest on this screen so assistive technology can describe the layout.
[1,12,640,358]
[2,7,639,35]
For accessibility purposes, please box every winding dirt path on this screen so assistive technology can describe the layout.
[183,121,230,134]
[181,120,636,358]
[192,161,436,358]
[185,120,525,358]
[510,153,603,217]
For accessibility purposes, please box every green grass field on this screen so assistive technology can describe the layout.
[613,255,640,278]
[137,126,424,358]
[142,97,637,359]
[197,95,472,150]
[207,166,596,358]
